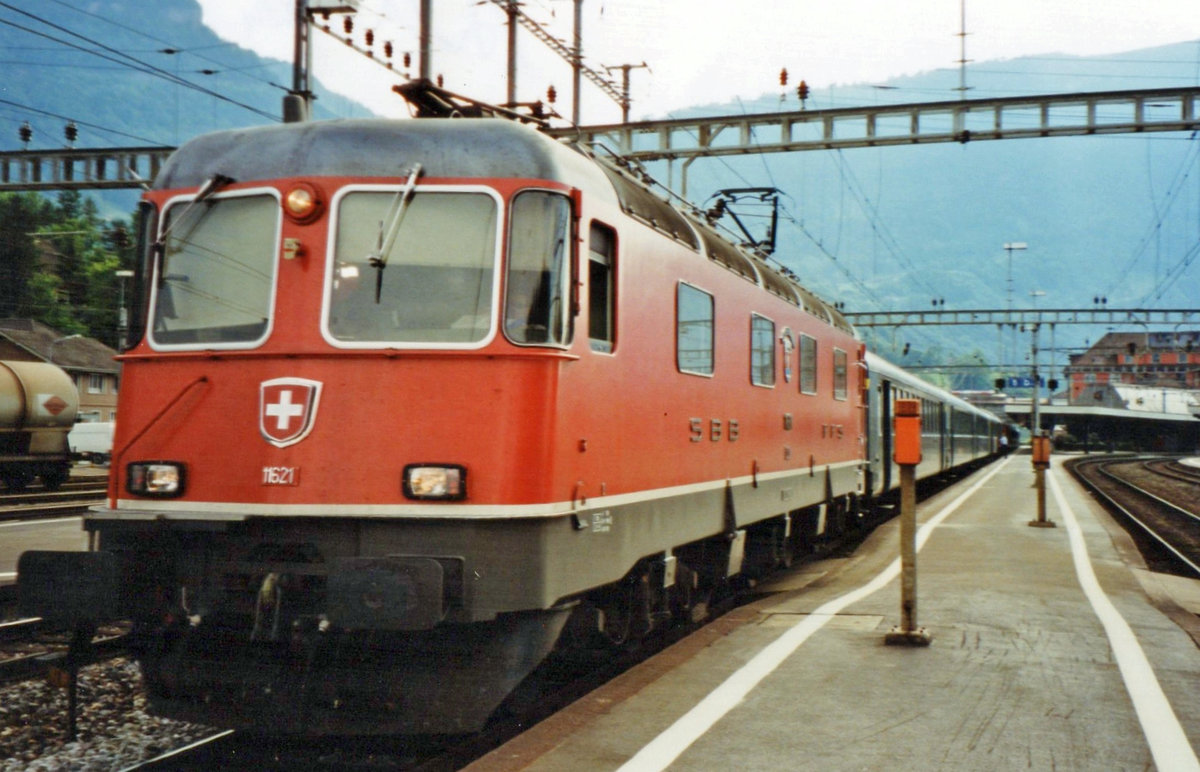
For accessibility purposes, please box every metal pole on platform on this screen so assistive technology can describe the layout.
[886,399,932,646]
[1029,435,1056,528]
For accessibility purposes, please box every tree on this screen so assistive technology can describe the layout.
[0,192,52,317]
[0,191,135,345]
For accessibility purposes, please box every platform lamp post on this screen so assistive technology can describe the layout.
[885,398,932,646]
[48,333,82,365]
[1003,242,1027,368]
[114,269,134,350]
[1028,320,1056,528]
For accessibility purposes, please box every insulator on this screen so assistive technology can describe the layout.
[437,74,444,88]
[779,67,788,86]
[384,41,393,58]
[403,52,411,68]
[365,29,374,46]
[547,85,557,103]
[343,16,353,34]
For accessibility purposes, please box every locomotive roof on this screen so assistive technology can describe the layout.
[155,117,853,335]
[154,118,617,194]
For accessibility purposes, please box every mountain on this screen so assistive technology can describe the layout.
[661,42,1200,372]
[0,0,373,214]
[2,1,1197,384]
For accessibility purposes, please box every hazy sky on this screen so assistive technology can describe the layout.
[195,0,1200,124]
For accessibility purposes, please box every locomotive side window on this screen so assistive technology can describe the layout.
[750,314,775,387]
[588,222,616,353]
[833,347,848,400]
[327,189,498,346]
[799,333,818,394]
[677,283,714,376]
[151,192,278,348]
[505,191,574,347]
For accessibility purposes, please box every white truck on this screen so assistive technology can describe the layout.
[68,421,114,465]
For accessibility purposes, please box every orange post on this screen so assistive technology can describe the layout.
[1029,435,1056,528]
[893,398,922,466]
[886,398,931,646]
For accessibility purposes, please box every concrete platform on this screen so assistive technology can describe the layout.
[470,456,1200,771]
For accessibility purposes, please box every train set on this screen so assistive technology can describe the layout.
[19,108,1006,734]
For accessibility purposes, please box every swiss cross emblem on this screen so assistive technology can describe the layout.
[259,378,322,448]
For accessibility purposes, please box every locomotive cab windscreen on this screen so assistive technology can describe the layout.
[326,187,500,346]
[150,189,280,349]
[324,185,575,349]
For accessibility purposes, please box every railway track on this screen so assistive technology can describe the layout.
[0,479,106,520]
[1067,456,1200,578]
[0,616,130,686]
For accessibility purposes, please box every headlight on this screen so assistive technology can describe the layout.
[127,462,186,498]
[403,464,466,501]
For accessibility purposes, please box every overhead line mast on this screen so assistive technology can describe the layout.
[482,0,626,124]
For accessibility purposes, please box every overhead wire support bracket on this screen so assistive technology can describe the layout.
[481,0,625,113]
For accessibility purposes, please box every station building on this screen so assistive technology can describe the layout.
[1064,330,1200,402]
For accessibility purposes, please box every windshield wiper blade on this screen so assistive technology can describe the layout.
[153,173,235,285]
[367,164,422,304]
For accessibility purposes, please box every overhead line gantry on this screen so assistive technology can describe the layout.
[1,87,1198,192]
[547,86,1200,196]
[843,307,1200,328]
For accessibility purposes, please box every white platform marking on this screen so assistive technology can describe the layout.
[617,457,1011,772]
[1048,468,1200,772]
[619,457,1199,771]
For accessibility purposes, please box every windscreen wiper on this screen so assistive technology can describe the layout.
[367,164,422,304]
[152,173,235,285]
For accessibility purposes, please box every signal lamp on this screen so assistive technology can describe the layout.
[283,182,324,223]
[403,464,466,501]
[127,461,186,498]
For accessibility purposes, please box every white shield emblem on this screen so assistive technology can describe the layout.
[259,378,323,448]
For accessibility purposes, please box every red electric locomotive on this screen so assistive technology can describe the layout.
[22,115,871,734]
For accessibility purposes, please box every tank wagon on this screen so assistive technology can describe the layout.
[19,115,1001,734]
[0,360,78,491]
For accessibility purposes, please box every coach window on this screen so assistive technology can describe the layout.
[588,222,616,352]
[833,347,848,400]
[799,333,818,394]
[150,192,278,348]
[751,314,775,386]
[677,283,714,375]
[506,191,574,346]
